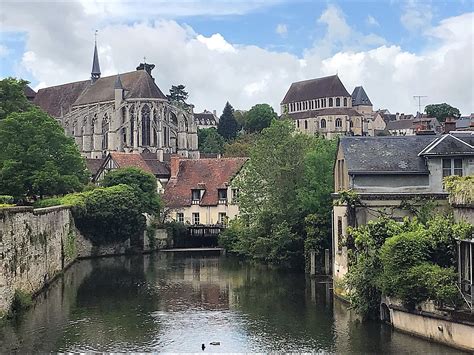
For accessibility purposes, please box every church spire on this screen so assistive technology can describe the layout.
[91,30,101,83]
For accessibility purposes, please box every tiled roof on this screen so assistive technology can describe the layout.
[85,158,104,178]
[34,80,89,117]
[386,119,415,130]
[419,133,474,156]
[74,70,166,106]
[340,136,437,174]
[23,85,36,100]
[351,86,372,106]
[163,157,247,208]
[109,152,154,174]
[281,75,350,104]
[195,112,218,126]
[143,158,170,177]
[286,107,363,120]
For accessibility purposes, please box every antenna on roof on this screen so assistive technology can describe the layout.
[143,56,147,64]
[413,95,427,114]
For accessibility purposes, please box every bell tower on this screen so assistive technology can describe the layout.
[91,30,101,83]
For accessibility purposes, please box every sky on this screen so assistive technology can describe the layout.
[0,0,473,115]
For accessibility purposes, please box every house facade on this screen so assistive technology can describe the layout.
[33,40,199,160]
[280,75,375,138]
[332,132,474,290]
[194,110,219,129]
[163,156,247,225]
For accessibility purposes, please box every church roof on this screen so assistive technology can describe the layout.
[74,70,166,106]
[351,86,372,106]
[91,41,101,76]
[34,80,90,117]
[281,75,350,104]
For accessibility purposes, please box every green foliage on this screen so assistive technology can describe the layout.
[167,84,188,103]
[220,120,337,269]
[0,108,88,200]
[10,289,32,313]
[217,102,239,140]
[198,127,225,154]
[0,78,32,120]
[399,197,439,224]
[0,195,14,204]
[425,103,460,122]
[444,175,474,205]
[102,167,161,214]
[242,103,278,133]
[223,133,258,157]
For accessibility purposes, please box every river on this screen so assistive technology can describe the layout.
[0,252,460,353]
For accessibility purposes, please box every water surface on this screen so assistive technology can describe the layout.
[0,252,460,353]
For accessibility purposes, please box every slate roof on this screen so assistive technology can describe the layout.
[163,158,247,207]
[34,80,89,117]
[351,86,372,106]
[23,85,36,100]
[109,152,154,174]
[386,119,415,130]
[287,107,363,120]
[195,111,218,126]
[340,136,437,174]
[74,70,166,106]
[85,158,104,178]
[281,75,350,104]
[456,117,474,130]
[418,133,474,156]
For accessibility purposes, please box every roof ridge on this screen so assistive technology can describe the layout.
[290,74,338,85]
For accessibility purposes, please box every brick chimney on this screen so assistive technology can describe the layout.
[170,155,180,179]
[444,117,456,134]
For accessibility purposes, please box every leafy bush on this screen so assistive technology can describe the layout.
[0,195,13,204]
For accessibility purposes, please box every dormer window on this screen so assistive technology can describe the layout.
[192,189,201,204]
[218,189,228,204]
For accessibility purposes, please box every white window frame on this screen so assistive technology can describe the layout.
[192,212,200,225]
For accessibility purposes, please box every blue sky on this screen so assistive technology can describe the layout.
[0,0,473,114]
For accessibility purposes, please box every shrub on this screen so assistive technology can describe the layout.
[0,195,14,204]
[10,289,32,313]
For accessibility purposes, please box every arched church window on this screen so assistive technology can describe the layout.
[141,105,151,146]
[320,119,327,129]
[170,112,178,125]
[350,120,354,128]
[102,114,109,150]
[335,118,342,128]
[336,98,340,107]
[343,98,347,107]
[329,98,333,107]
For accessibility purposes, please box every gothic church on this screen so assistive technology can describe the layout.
[34,41,199,160]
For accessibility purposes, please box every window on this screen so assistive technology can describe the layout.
[177,212,184,223]
[218,212,227,225]
[231,188,240,203]
[192,189,201,204]
[297,120,300,128]
[442,158,463,179]
[316,100,320,109]
[335,118,342,128]
[337,217,343,252]
[320,119,327,129]
[305,120,308,130]
[343,98,347,107]
[192,213,200,225]
[141,105,151,146]
[329,98,333,107]
[336,98,340,107]
[349,120,354,128]
[218,189,228,204]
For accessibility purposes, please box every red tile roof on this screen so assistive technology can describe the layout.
[109,152,154,174]
[164,157,248,208]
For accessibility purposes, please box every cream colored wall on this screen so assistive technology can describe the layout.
[294,114,365,138]
[333,205,349,293]
[334,145,350,192]
[390,308,474,351]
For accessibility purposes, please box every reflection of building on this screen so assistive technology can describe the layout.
[332,132,474,288]
[280,75,376,138]
[163,156,247,225]
[33,40,199,160]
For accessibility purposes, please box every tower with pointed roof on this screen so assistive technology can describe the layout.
[91,34,101,83]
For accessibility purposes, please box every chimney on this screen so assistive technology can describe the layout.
[444,118,456,134]
[170,155,180,179]
[396,112,400,120]
[213,110,217,116]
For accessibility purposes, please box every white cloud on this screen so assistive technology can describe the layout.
[275,23,288,38]
[0,44,9,57]
[400,0,433,32]
[1,2,473,115]
[366,15,379,27]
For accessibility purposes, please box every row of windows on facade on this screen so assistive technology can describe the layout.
[176,212,228,225]
[296,117,355,130]
[191,188,239,204]
[285,97,350,113]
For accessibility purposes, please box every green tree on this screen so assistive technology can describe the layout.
[0,77,32,120]
[0,108,88,200]
[217,102,239,140]
[102,167,161,214]
[425,103,460,122]
[198,127,225,154]
[243,103,278,133]
[223,132,258,157]
[167,84,188,103]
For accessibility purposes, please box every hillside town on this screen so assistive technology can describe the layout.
[0,1,473,352]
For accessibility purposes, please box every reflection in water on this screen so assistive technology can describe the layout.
[0,253,461,353]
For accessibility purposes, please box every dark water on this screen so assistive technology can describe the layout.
[0,253,461,353]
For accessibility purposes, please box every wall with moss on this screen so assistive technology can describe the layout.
[0,206,77,316]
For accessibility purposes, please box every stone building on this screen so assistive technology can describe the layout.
[33,41,199,160]
[194,110,219,129]
[280,75,375,138]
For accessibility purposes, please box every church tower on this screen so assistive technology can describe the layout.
[91,34,101,83]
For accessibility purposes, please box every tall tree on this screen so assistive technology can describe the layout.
[425,103,460,122]
[0,78,32,120]
[0,108,88,200]
[243,103,278,133]
[217,102,239,140]
[198,128,225,154]
[167,84,188,103]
